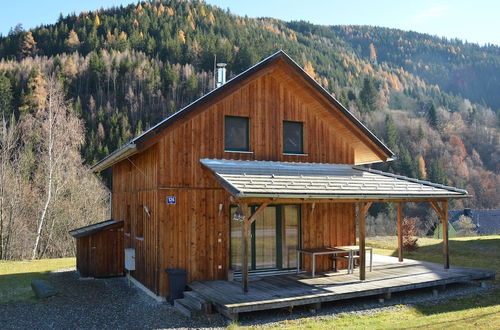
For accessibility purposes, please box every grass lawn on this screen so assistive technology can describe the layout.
[0,257,75,303]
[245,235,500,329]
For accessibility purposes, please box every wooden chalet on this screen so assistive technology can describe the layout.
[86,51,492,317]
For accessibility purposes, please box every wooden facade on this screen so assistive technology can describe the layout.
[107,54,383,297]
[71,220,124,278]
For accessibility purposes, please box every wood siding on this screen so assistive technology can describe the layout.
[75,222,124,278]
[111,64,358,296]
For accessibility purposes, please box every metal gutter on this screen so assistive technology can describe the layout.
[90,143,137,173]
[237,192,469,199]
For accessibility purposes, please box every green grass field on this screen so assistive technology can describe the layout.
[0,257,75,303]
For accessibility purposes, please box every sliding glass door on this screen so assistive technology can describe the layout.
[230,205,300,272]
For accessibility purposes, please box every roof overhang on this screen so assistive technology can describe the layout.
[200,159,469,201]
[69,219,123,238]
[90,143,137,173]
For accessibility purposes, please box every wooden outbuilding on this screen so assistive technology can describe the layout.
[69,219,124,278]
[87,50,470,302]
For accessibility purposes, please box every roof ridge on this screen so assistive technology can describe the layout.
[92,50,393,172]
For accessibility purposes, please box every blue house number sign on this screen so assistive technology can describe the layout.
[166,196,176,205]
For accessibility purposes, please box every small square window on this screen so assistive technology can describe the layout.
[283,121,304,154]
[225,116,249,151]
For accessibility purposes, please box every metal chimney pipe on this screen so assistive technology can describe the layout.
[216,63,227,88]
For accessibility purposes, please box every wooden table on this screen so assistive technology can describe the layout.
[335,245,373,274]
[296,247,350,277]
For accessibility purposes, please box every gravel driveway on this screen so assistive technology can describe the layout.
[0,269,493,329]
[0,270,226,329]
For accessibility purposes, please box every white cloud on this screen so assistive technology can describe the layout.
[414,5,450,23]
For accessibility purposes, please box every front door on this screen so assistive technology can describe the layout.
[230,205,300,272]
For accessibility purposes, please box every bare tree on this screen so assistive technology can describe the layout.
[28,76,84,259]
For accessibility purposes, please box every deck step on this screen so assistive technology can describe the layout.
[174,293,211,318]
[183,291,212,313]
[173,299,192,318]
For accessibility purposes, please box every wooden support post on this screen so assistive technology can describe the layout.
[358,201,371,281]
[397,202,403,262]
[248,203,268,225]
[442,200,449,269]
[241,203,249,293]
[428,200,449,269]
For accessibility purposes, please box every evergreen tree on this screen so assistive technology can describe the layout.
[385,114,398,151]
[359,77,378,112]
[428,159,448,184]
[427,103,438,128]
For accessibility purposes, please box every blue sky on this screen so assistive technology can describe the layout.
[1,0,498,46]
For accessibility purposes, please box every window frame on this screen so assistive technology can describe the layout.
[283,120,304,154]
[224,115,250,152]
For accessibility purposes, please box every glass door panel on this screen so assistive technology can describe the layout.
[230,206,250,271]
[253,206,277,269]
[230,204,300,272]
[282,205,300,269]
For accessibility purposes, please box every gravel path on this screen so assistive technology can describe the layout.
[0,270,493,329]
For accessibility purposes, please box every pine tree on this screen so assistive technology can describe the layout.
[359,77,378,112]
[427,103,438,128]
[428,159,447,185]
[385,114,398,151]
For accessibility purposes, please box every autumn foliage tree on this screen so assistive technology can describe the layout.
[402,217,419,252]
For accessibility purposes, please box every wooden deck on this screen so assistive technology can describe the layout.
[188,255,495,320]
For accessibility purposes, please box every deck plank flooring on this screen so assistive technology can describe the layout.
[189,255,495,317]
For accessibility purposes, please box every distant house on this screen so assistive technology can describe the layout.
[449,208,500,235]
[433,221,458,239]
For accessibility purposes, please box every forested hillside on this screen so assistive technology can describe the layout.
[0,0,499,258]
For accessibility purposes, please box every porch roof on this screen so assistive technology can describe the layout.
[200,159,468,200]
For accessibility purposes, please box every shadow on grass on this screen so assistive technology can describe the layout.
[0,271,49,303]
[378,237,500,272]
[370,236,499,317]
[413,285,500,317]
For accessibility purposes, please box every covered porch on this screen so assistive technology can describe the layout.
[189,254,494,321]
[201,158,470,292]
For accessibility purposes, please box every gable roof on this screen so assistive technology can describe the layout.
[200,159,468,200]
[449,209,500,235]
[69,219,123,238]
[91,50,394,173]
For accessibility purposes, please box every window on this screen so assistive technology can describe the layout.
[283,121,304,154]
[225,116,249,151]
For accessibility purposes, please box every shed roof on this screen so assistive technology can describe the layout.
[69,219,123,238]
[91,50,394,172]
[200,159,468,200]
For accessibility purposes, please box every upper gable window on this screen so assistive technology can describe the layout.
[225,116,249,151]
[283,121,304,154]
